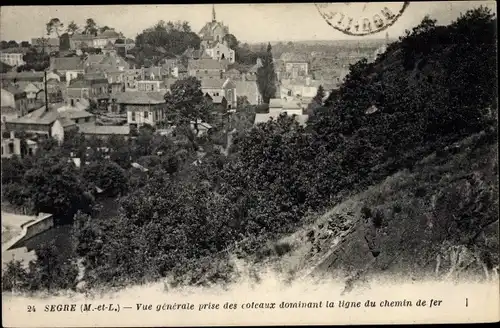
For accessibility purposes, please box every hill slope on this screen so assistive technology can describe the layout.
[264,131,498,289]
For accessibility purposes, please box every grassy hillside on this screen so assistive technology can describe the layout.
[262,131,498,288]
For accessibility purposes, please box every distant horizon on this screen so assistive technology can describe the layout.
[1,2,496,44]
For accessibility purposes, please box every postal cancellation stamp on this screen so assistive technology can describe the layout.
[315,2,410,36]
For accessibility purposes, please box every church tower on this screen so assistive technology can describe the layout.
[212,4,216,23]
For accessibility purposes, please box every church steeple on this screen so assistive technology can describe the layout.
[212,4,216,22]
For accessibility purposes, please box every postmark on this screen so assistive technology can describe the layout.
[315,2,410,36]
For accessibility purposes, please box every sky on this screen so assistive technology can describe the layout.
[0,2,496,43]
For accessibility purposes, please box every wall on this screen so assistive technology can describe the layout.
[22,214,54,241]
[126,104,164,126]
[51,120,65,144]
[1,137,21,158]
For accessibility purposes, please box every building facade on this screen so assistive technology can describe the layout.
[204,42,235,63]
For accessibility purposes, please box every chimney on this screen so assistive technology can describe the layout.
[10,131,15,139]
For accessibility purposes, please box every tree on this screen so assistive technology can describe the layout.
[7,40,19,48]
[23,153,94,223]
[99,26,111,34]
[312,85,325,105]
[66,21,79,35]
[1,40,8,49]
[164,77,212,144]
[82,160,129,196]
[46,18,64,37]
[20,41,30,48]
[222,34,239,50]
[84,18,98,35]
[256,43,277,104]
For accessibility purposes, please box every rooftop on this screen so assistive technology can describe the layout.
[254,112,308,126]
[51,57,85,71]
[0,47,31,54]
[77,122,130,135]
[188,58,225,71]
[200,78,227,89]
[112,91,166,105]
[7,103,76,126]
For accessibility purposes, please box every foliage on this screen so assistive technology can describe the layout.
[84,18,98,35]
[46,18,64,37]
[164,77,213,145]
[82,160,129,196]
[66,21,79,35]
[131,20,200,67]
[17,48,50,72]
[256,43,277,104]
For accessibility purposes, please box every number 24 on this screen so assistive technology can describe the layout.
[27,305,36,312]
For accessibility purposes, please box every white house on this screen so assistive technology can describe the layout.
[254,98,308,127]
[204,42,235,63]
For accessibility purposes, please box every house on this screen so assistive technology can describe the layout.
[77,122,130,140]
[254,98,308,126]
[234,80,262,105]
[190,120,213,136]
[204,42,235,63]
[5,104,78,143]
[182,48,212,61]
[198,5,230,49]
[67,74,108,105]
[0,48,29,67]
[70,29,121,50]
[280,53,309,78]
[31,38,60,53]
[1,133,38,159]
[124,68,142,90]
[1,131,21,158]
[200,78,237,109]
[137,80,166,92]
[141,66,167,81]
[46,78,66,103]
[85,52,129,72]
[50,57,85,85]
[13,81,41,106]
[188,59,226,79]
[110,91,166,127]
[93,29,122,49]
[162,59,187,78]
[1,71,47,90]
[85,73,109,103]
[109,82,124,94]
[66,79,90,104]
[1,84,29,117]
[56,99,95,124]
[1,131,38,159]
[223,68,241,80]
[205,94,228,113]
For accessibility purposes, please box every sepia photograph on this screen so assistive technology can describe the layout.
[1,2,498,326]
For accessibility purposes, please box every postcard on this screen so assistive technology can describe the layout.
[1,2,498,326]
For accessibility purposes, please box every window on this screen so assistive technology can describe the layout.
[70,99,74,106]
[28,148,33,156]
[131,111,136,121]
[144,111,149,119]
[8,143,14,154]
[205,70,208,74]
[85,117,90,122]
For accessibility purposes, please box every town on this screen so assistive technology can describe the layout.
[1,5,387,156]
[1,3,497,302]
